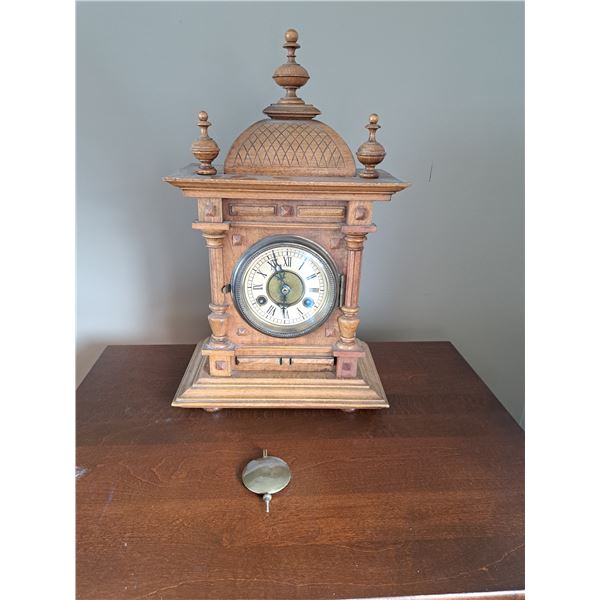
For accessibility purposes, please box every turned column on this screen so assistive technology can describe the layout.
[193,221,235,377]
[203,230,229,346]
[333,223,376,378]
[334,111,387,378]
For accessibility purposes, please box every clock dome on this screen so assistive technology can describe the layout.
[224,119,355,177]
[224,29,356,177]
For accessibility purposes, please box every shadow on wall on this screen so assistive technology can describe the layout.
[77,341,108,386]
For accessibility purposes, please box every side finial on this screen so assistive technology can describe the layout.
[263,29,320,120]
[192,111,219,176]
[356,114,386,179]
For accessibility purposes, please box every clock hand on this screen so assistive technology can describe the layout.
[269,251,287,282]
[275,265,286,282]
[277,294,290,318]
[277,282,291,308]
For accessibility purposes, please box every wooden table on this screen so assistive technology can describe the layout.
[77,343,524,600]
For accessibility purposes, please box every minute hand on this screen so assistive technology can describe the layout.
[268,253,286,281]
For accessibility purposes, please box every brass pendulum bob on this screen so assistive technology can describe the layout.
[242,449,292,513]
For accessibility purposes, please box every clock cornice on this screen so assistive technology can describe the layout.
[163,164,410,201]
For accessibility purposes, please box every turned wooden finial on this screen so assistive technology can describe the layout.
[274,29,307,101]
[263,29,320,120]
[356,114,386,179]
[192,111,220,175]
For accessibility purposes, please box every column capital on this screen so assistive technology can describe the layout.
[341,224,377,235]
[192,221,230,233]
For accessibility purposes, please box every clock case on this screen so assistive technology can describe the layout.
[163,29,409,411]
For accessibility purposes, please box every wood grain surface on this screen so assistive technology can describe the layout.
[76,343,524,600]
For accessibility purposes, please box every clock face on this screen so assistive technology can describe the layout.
[231,236,339,338]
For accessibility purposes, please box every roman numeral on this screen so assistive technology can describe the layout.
[309,287,319,293]
[281,307,288,319]
[252,284,263,290]
[283,255,292,267]
[297,307,304,317]
[306,273,317,280]
[265,250,280,271]
[299,259,306,270]
[266,306,276,317]
[254,269,267,277]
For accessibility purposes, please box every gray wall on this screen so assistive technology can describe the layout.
[77,1,524,425]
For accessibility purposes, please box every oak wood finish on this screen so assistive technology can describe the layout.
[163,28,409,408]
[191,112,219,176]
[172,339,388,409]
[163,162,407,406]
[357,113,386,179]
[262,28,321,120]
[77,342,524,600]
[224,119,357,177]
[165,164,408,200]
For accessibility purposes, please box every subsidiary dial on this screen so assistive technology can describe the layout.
[231,236,339,338]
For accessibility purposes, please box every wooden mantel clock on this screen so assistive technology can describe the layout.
[164,29,409,411]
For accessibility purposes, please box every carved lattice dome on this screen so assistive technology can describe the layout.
[223,29,356,178]
[224,119,356,177]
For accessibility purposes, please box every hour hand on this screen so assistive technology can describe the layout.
[278,301,289,319]
[268,252,285,279]
[274,263,286,281]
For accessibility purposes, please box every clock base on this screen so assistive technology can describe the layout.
[172,339,388,410]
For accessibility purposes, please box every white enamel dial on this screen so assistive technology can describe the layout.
[231,236,338,338]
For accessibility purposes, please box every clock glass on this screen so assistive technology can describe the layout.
[231,236,339,338]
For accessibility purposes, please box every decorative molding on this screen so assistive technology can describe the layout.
[297,205,346,219]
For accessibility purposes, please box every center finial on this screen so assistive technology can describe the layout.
[283,28,299,57]
[263,29,321,120]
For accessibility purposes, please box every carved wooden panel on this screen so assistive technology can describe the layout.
[196,198,223,222]
[223,200,347,223]
[222,223,346,348]
[296,205,346,219]
[228,204,276,217]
